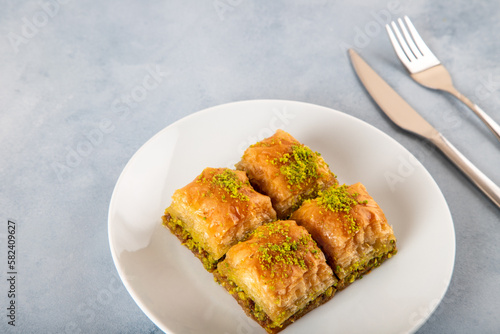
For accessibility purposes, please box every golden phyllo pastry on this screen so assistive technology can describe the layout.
[291,182,397,288]
[236,129,337,219]
[215,220,337,334]
[162,167,276,271]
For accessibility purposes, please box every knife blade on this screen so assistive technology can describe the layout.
[348,48,500,208]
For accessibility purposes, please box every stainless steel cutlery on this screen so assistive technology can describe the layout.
[386,16,500,142]
[349,48,500,208]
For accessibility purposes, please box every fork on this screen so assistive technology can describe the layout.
[386,16,500,143]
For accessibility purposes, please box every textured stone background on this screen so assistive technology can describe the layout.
[1,0,499,333]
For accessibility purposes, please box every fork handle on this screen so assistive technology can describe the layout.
[447,87,500,143]
[430,132,500,208]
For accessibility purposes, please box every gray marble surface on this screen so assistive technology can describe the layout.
[1,0,499,333]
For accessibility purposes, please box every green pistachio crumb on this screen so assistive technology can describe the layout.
[205,169,250,202]
[276,145,321,188]
[256,222,317,277]
[316,185,367,234]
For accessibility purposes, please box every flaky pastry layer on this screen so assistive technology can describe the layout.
[291,182,397,288]
[217,220,336,329]
[165,167,276,267]
[236,129,337,219]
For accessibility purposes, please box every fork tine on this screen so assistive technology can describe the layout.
[397,18,422,59]
[386,16,441,73]
[391,21,416,63]
[385,23,412,69]
[403,16,438,59]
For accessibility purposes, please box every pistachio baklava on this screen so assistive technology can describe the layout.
[235,129,337,219]
[215,220,337,333]
[291,182,397,288]
[162,167,276,271]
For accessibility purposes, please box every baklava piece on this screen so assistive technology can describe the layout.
[162,167,277,271]
[291,183,397,289]
[215,220,337,334]
[235,129,337,219]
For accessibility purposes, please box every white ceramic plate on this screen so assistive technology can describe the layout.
[108,100,455,334]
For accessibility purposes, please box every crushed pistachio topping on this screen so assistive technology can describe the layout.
[316,185,367,234]
[254,222,318,279]
[259,241,307,272]
[272,145,321,189]
[198,169,250,202]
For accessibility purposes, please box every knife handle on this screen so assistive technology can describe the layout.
[430,133,500,208]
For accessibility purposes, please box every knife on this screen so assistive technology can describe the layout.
[348,48,500,208]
